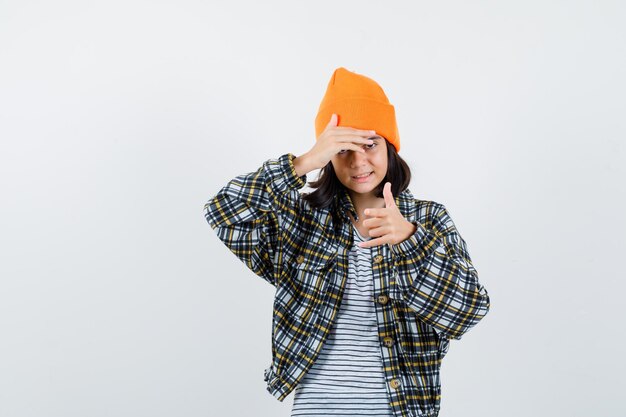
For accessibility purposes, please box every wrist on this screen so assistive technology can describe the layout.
[404,220,417,241]
[293,153,316,177]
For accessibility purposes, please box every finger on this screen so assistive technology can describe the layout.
[363,208,383,217]
[336,136,376,146]
[362,216,384,229]
[366,225,388,238]
[357,235,388,248]
[338,144,367,154]
[334,131,378,140]
[331,126,377,136]
[383,182,396,208]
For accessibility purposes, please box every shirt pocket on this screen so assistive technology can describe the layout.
[394,307,440,357]
[399,314,442,392]
[278,251,335,319]
[288,250,336,289]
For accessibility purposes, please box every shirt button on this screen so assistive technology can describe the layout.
[296,255,304,264]
[383,336,394,347]
[390,378,402,389]
[376,294,389,305]
[373,254,383,263]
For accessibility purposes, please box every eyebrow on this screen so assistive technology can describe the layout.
[369,135,383,141]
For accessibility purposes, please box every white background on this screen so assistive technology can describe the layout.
[1,1,625,416]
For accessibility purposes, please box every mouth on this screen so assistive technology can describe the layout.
[351,171,373,181]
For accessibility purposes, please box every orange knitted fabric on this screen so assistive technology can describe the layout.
[315,67,400,153]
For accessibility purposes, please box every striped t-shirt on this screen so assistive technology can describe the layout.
[290,222,394,417]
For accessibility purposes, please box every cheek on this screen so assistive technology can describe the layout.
[375,154,388,171]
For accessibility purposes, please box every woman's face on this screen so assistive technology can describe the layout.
[330,135,388,196]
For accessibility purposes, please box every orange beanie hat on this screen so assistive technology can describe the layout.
[315,67,400,153]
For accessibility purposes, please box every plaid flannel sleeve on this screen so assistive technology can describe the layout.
[390,203,491,341]
[203,153,307,287]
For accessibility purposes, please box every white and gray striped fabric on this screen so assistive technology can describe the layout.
[290,223,394,416]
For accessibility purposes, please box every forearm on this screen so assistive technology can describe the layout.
[391,205,490,341]
[205,153,306,229]
[293,152,317,178]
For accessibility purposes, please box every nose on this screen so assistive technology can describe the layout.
[349,149,368,168]
[349,151,367,167]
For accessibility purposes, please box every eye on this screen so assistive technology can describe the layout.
[365,142,377,150]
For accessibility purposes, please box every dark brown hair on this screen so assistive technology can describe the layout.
[302,138,412,210]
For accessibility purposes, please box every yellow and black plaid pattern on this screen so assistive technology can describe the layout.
[204,153,490,417]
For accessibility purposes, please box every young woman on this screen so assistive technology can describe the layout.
[204,67,490,417]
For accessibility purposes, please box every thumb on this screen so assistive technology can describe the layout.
[383,182,396,208]
[327,113,338,127]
